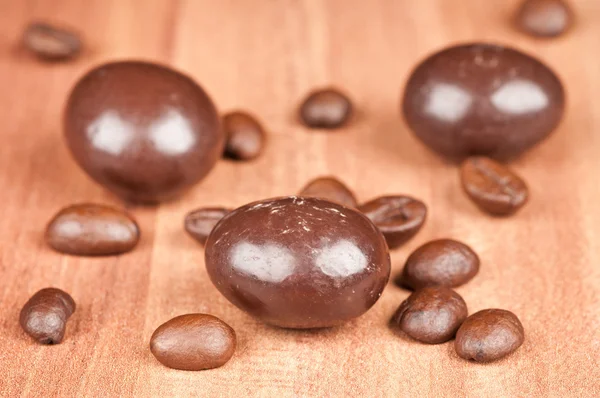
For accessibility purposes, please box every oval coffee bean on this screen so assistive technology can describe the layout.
[184,207,231,245]
[45,204,140,256]
[20,288,76,344]
[23,22,81,60]
[358,196,427,249]
[460,157,528,216]
[299,87,353,129]
[299,176,357,208]
[150,314,236,371]
[222,111,266,161]
[399,239,479,290]
[391,287,468,344]
[516,0,573,38]
[455,309,524,363]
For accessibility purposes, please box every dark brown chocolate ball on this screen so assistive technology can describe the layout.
[205,196,391,329]
[402,43,564,159]
[64,61,224,203]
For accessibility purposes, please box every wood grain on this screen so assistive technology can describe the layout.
[1,0,600,396]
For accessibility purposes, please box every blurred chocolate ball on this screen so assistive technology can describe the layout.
[402,43,564,160]
[64,61,223,203]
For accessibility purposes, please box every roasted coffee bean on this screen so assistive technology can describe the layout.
[299,88,353,129]
[399,239,479,290]
[460,157,528,216]
[403,43,564,159]
[299,176,357,208]
[20,288,76,344]
[391,287,468,344]
[222,111,266,161]
[65,61,223,203]
[23,22,81,60]
[45,204,140,256]
[184,207,230,245]
[455,309,524,363]
[150,314,236,371]
[516,0,573,37]
[358,196,427,249]
[205,197,390,329]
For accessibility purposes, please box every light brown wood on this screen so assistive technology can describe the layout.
[1,0,599,396]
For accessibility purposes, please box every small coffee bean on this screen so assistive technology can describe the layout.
[23,22,81,60]
[516,0,573,38]
[150,314,236,371]
[460,157,528,216]
[20,288,76,344]
[45,204,140,256]
[358,196,427,249]
[391,287,467,344]
[184,207,231,245]
[298,176,357,208]
[399,239,479,290]
[222,111,266,161]
[455,309,524,363]
[299,88,353,129]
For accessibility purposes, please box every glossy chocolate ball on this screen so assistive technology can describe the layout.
[402,43,564,159]
[64,61,223,203]
[205,196,391,329]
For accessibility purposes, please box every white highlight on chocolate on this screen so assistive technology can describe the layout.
[315,239,367,278]
[424,83,472,123]
[231,242,296,283]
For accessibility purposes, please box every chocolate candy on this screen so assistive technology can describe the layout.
[45,204,140,256]
[150,314,236,371]
[358,195,427,249]
[205,196,390,328]
[298,176,358,208]
[20,288,76,344]
[64,61,223,203]
[402,43,564,159]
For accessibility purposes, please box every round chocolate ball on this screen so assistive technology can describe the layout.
[402,43,565,159]
[205,196,391,329]
[64,61,224,203]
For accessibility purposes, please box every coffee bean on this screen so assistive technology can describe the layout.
[205,197,390,329]
[299,88,353,129]
[45,204,140,256]
[516,0,573,38]
[23,22,81,60]
[299,176,357,208]
[403,43,564,159]
[358,196,427,249]
[455,309,524,363]
[460,157,528,216]
[184,207,230,245]
[399,239,479,290]
[222,111,266,161]
[391,287,468,344]
[65,61,223,203]
[150,314,236,371]
[20,288,76,344]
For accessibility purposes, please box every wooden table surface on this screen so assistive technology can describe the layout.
[1,0,600,397]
